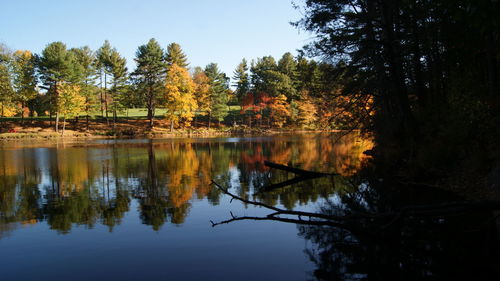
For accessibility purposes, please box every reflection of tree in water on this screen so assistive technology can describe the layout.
[0,133,372,235]
[212,162,500,281]
[297,177,500,281]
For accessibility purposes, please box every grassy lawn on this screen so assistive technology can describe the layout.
[1,106,243,121]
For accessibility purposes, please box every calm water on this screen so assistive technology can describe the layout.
[0,133,372,281]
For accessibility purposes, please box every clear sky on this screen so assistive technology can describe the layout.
[0,0,311,81]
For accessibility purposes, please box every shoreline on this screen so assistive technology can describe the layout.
[0,127,350,141]
[0,119,351,141]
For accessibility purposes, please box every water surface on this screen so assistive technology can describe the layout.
[0,133,371,281]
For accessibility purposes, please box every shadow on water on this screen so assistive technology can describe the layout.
[212,158,500,280]
[228,169,500,280]
[299,177,500,280]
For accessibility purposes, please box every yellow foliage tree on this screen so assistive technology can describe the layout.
[165,64,198,131]
[296,98,318,128]
[269,94,290,128]
[0,103,18,117]
[57,83,85,135]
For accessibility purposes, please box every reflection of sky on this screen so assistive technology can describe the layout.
[0,135,370,280]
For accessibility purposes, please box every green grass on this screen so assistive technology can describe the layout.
[1,106,244,121]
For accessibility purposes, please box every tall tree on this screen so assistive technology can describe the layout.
[71,46,98,131]
[96,40,113,123]
[108,49,128,128]
[165,43,188,69]
[277,52,298,99]
[232,58,250,102]
[205,63,229,128]
[164,64,197,131]
[11,50,37,120]
[192,67,211,127]
[38,42,79,132]
[0,45,15,117]
[132,38,166,128]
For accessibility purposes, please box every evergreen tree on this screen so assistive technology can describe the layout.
[108,50,128,128]
[71,46,98,130]
[38,41,79,132]
[232,58,249,102]
[96,40,113,122]
[250,56,277,94]
[0,47,15,117]
[132,38,166,127]
[277,52,298,99]
[165,43,188,69]
[205,63,229,128]
[11,50,38,119]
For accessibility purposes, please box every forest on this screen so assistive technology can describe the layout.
[294,0,499,185]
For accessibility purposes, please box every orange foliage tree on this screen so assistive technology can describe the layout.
[268,94,290,128]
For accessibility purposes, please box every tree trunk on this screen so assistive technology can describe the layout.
[61,115,66,136]
[170,119,174,132]
[55,112,59,133]
[104,73,109,125]
[113,110,116,131]
[208,112,211,129]
[21,101,25,123]
[86,113,90,132]
[150,108,155,128]
[100,75,104,119]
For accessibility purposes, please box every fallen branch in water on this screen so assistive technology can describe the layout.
[257,161,337,193]
[264,160,336,177]
[210,181,354,230]
[210,180,500,234]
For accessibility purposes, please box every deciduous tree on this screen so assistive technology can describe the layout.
[164,64,197,131]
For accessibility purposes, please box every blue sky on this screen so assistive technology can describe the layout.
[0,0,311,80]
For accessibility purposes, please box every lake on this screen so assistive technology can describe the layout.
[0,133,498,281]
[0,133,372,281]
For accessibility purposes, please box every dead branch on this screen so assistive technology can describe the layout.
[211,179,500,235]
[264,160,336,177]
[257,175,321,193]
[211,180,346,221]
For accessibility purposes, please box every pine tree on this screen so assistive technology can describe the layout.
[108,50,128,128]
[205,63,229,128]
[71,46,98,130]
[232,58,249,103]
[0,48,15,117]
[11,50,38,120]
[165,43,188,69]
[38,42,79,132]
[132,38,166,128]
[96,40,113,123]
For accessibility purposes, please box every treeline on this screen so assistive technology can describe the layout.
[0,39,354,133]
